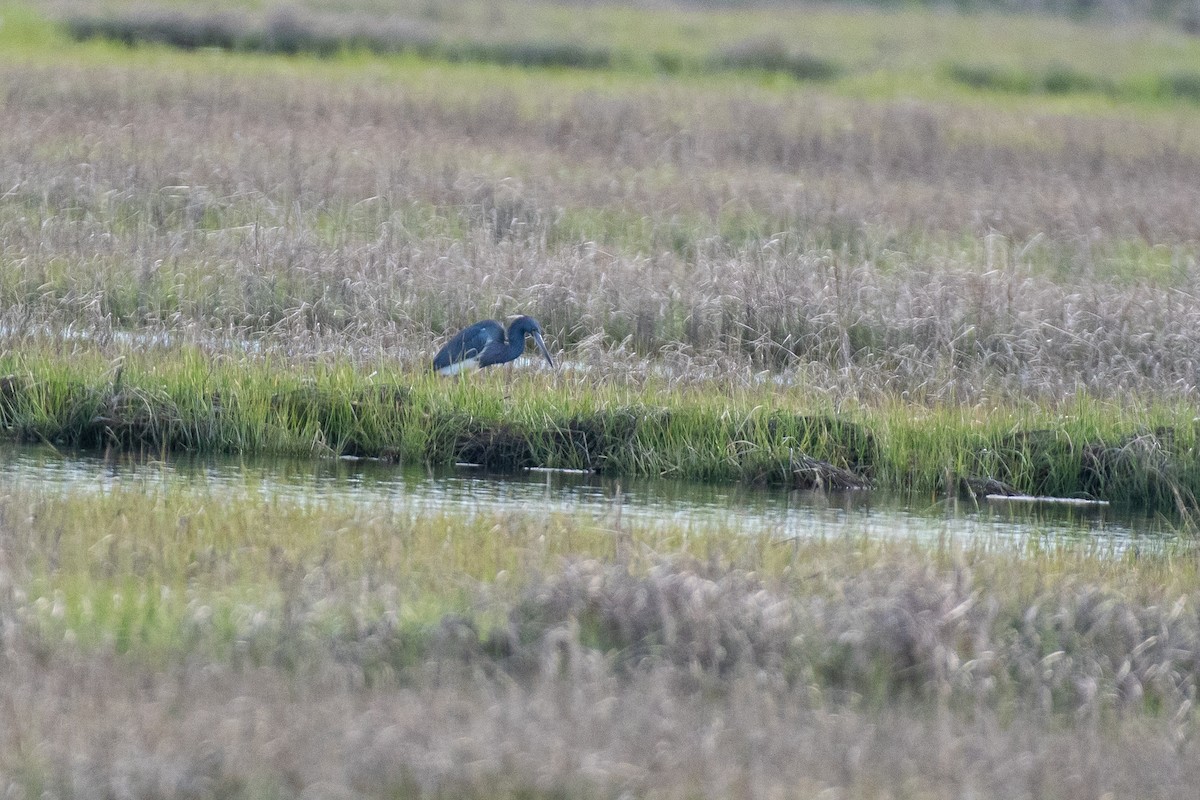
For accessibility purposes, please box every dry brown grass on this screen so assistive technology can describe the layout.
[5,550,1200,798]
[7,652,1200,798]
[3,55,1200,401]
[2,477,1199,797]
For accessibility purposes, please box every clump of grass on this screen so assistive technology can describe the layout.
[710,35,843,81]
[63,5,611,69]
[947,60,1200,103]
[63,5,440,58]
[441,38,613,70]
[1160,69,1200,100]
[1041,62,1112,94]
[945,62,1034,92]
[945,61,1113,95]
[60,5,860,77]
[63,7,245,50]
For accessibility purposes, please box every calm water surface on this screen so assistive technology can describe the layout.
[0,445,1180,550]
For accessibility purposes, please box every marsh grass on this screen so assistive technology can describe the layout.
[3,6,1200,506]
[6,3,1200,795]
[60,5,847,80]
[63,5,619,70]
[60,6,604,73]
[2,348,1199,508]
[3,483,1200,796]
[710,35,843,81]
[3,30,1200,406]
[947,60,1200,103]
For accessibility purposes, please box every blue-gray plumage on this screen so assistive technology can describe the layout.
[432,316,555,375]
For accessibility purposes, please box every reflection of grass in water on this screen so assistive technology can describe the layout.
[4,482,1200,795]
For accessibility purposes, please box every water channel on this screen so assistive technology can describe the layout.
[0,444,1183,551]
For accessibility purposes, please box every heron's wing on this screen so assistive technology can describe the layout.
[476,338,515,367]
[432,320,505,371]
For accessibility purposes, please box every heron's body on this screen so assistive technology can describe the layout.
[433,316,554,375]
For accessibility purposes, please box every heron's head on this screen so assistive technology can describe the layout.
[510,316,554,369]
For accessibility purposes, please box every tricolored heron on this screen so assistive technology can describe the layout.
[432,315,555,375]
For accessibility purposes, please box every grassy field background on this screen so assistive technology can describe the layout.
[5,0,1200,796]
[4,1,1200,405]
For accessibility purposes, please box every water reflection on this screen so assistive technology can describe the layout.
[0,445,1178,549]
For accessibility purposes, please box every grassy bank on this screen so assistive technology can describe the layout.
[2,347,1198,508]
[0,483,1198,797]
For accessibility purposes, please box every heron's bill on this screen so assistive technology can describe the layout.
[532,330,554,368]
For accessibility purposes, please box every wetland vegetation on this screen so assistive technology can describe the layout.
[3,349,1200,508]
[4,0,1200,796]
[2,481,1200,797]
